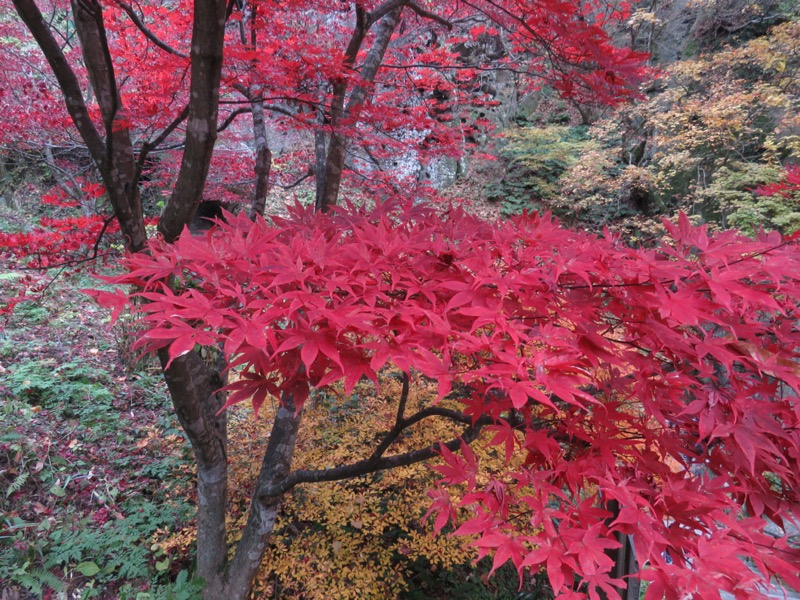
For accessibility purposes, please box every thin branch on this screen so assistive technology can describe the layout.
[274,166,314,190]
[401,406,475,428]
[260,399,491,498]
[91,214,119,258]
[31,263,71,302]
[262,103,300,118]
[217,107,252,132]
[114,0,189,58]
[136,104,190,175]
[262,418,490,497]
[408,2,453,29]
[15,252,116,271]
[11,0,106,166]
[394,371,410,428]
[15,210,119,273]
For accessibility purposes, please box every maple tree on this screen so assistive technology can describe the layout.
[101,202,800,600]
[5,0,800,599]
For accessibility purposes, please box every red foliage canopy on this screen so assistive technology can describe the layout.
[95,202,800,599]
[1,0,649,202]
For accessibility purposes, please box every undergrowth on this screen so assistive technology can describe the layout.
[0,274,199,599]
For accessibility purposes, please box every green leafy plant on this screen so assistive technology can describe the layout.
[486,125,594,216]
[699,162,800,233]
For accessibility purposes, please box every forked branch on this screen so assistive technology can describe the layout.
[114,0,189,58]
[259,376,491,498]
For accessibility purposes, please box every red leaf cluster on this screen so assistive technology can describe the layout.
[102,202,800,599]
[756,164,800,199]
[0,215,118,269]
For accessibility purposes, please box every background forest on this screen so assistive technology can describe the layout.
[1,0,800,598]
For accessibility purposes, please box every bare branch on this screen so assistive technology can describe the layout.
[368,0,408,26]
[136,104,190,176]
[260,415,490,497]
[114,0,189,58]
[11,0,106,166]
[15,251,116,271]
[218,107,252,132]
[274,166,314,189]
[91,214,119,258]
[408,2,453,29]
[394,371,410,428]
[262,103,300,118]
[259,383,492,498]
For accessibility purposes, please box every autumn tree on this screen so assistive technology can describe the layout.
[7,1,800,599]
[102,202,800,600]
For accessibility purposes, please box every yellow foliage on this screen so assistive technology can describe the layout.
[552,19,800,238]
[652,21,800,169]
[161,372,521,598]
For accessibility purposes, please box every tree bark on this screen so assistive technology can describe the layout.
[219,395,304,599]
[158,0,227,242]
[602,499,641,600]
[12,0,147,252]
[158,349,229,597]
[70,0,147,252]
[15,0,232,595]
[314,111,328,204]
[248,96,272,220]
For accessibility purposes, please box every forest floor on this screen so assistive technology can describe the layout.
[0,269,203,599]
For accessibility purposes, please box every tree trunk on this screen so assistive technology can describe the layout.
[217,395,304,599]
[248,92,272,220]
[157,0,227,242]
[159,349,230,595]
[314,110,328,207]
[603,499,641,600]
[14,0,232,595]
[13,0,147,253]
[70,0,147,252]
[316,5,403,212]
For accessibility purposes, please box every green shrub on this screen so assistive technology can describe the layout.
[487,125,594,217]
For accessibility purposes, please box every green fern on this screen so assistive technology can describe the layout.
[8,564,65,598]
[27,567,65,594]
[5,470,29,497]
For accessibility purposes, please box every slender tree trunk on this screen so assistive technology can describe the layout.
[237,5,272,221]
[314,109,328,207]
[159,349,230,596]
[70,0,148,251]
[317,7,403,212]
[158,0,227,242]
[602,499,640,600]
[14,0,232,595]
[248,92,272,220]
[13,0,147,252]
[218,395,304,599]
